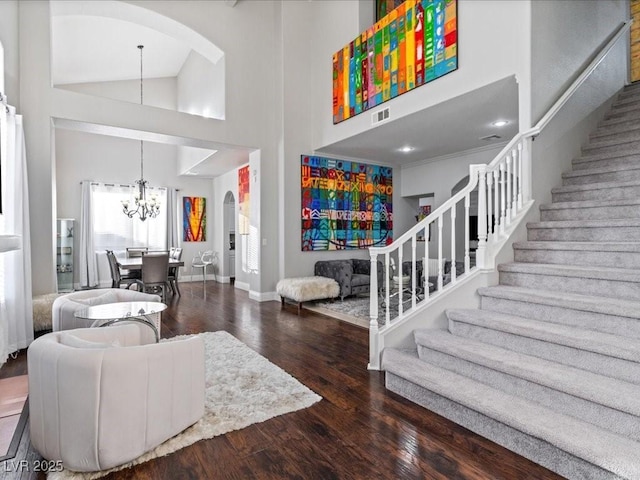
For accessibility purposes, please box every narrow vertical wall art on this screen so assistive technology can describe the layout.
[183,196,206,241]
[238,165,250,235]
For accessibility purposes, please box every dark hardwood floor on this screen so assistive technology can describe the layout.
[0,282,563,479]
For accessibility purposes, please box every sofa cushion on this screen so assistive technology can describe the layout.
[351,274,370,288]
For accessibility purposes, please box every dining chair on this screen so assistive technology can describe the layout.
[191,250,216,286]
[168,247,183,296]
[105,250,140,289]
[136,252,171,302]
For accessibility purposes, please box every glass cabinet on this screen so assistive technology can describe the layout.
[56,218,74,292]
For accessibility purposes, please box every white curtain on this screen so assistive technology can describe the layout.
[166,188,180,248]
[0,106,33,365]
[81,183,168,252]
[79,181,99,288]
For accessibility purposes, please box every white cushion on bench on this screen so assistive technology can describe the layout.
[276,276,339,302]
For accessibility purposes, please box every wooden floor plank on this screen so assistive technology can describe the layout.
[0,282,563,479]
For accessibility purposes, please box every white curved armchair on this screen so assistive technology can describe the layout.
[52,288,160,332]
[28,325,205,472]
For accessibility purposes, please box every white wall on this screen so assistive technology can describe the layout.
[56,77,177,111]
[0,0,19,105]
[311,0,532,149]
[177,50,225,120]
[531,0,629,124]
[54,128,214,286]
[17,0,283,295]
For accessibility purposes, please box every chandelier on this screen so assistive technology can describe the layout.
[122,45,160,222]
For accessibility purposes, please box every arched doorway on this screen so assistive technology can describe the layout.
[223,191,235,284]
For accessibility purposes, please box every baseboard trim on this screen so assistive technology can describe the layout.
[250,290,279,302]
[235,281,250,292]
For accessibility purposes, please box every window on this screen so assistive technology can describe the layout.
[91,183,167,250]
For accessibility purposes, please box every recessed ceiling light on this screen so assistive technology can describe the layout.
[492,120,509,127]
[399,146,414,153]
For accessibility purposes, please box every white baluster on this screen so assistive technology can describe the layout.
[437,216,444,290]
[398,247,404,317]
[522,137,532,203]
[513,147,519,213]
[384,252,390,325]
[506,154,512,223]
[425,233,430,298]
[476,167,488,269]
[450,207,456,284]
[517,141,524,208]
[493,169,500,236]
[464,194,470,272]
[486,172,493,239]
[411,236,417,309]
[500,162,506,235]
[369,252,379,328]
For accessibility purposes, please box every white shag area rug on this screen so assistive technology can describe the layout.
[49,331,322,480]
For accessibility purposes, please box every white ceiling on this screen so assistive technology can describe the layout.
[50,5,519,177]
[318,76,519,165]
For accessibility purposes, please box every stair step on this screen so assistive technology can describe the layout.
[498,262,640,301]
[540,198,640,221]
[617,82,640,98]
[513,241,640,268]
[551,179,640,202]
[383,348,640,480]
[562,163,640,185]
[572,152,640,171]
[604,103,640,121]
[611,95,640,111]
[414,329,640,442]
[445,308,640,385]
[581,138,640,158]
[527,218,640,241]
[478,285,640,339]
[592,118,640,140]
[586,129,640,151]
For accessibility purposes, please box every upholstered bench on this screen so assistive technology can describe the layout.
[276,276,340,314]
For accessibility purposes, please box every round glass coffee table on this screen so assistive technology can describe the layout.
[73,301,166,343]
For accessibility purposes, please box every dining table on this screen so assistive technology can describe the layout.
[116,256,185,271]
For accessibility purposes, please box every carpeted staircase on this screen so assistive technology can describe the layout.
[382,83,640,480]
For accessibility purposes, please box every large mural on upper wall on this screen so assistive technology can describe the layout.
[301,155,393,251]
[333,0,458,124]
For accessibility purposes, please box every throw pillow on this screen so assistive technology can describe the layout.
[59,333,121,349]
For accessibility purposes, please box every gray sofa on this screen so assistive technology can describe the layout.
[314,258,383,300]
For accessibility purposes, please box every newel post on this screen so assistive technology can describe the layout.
[368,251,381,370]
[475,166,488,269]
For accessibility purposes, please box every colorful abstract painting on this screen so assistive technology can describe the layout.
[301,155,393,251]
[183,197,206,242]
[238,165,250,235]
[333,0,457,124]
[376,0,405,21]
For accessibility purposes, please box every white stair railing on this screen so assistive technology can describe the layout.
[367,20,631,370]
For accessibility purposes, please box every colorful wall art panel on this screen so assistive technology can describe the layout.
[183,197,206,242]
[301,155,393,251]
[333,0,457,124]
[376,0,405,21]
[238,165,250,235]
